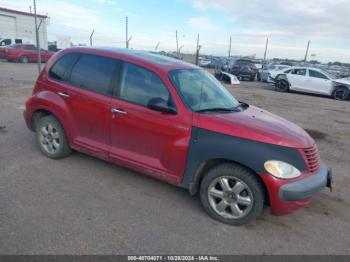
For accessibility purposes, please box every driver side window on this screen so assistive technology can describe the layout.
[119,62,174,108]
[309,70,328,80]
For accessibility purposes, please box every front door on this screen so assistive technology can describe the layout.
[109,62,192,184]
[307,69,333,95]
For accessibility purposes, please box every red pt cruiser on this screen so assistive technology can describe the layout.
[24,48,332,225]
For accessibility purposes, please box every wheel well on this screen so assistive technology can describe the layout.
[190,159,270,205]
[31,109,52,131]
[333,85,349,92]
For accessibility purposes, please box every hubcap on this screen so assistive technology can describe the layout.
[39,124,60,154]
[208,176,253,219]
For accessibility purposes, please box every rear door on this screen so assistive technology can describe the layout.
[288,68,307,91]
[109,62,192,184]
[307,69,333,95]
[48,53,120,159]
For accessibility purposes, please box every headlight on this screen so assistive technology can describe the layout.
[264,160,301,179]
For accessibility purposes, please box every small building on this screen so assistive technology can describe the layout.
[0,7,48,49]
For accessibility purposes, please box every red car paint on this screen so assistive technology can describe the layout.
[5,44,55,63]
[24,47,327,216]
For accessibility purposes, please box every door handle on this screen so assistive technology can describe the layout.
[58,92,70,98]
[111,108,127,115]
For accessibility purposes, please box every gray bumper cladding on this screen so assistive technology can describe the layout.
[279,161,332,201]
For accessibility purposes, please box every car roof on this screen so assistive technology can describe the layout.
[58,47,198,73]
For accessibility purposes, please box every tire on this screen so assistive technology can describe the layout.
[249,75,255,81]
[19,55,29,63]
[257,73,261,81]
[200,163,264,225]
[275,79,289,92]
[333,86,350,101]
[35,115,71,159]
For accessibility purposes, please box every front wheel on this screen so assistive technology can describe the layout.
[200,163,265,225]
[333,86,349,101]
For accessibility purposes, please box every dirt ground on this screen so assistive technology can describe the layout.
[0,60,349,254]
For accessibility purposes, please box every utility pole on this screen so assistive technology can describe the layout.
[304,40,310,63]
[175,30,179,57]
[155,41,160,51]
[195,34,200,65]
[125,16,132,48]
[90,29,95,46]
[33,0,41,74]
[228,36,232,58]
[126,16,128,48]
[263,38,269,61]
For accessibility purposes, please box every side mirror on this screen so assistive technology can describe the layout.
[147,97,177,114]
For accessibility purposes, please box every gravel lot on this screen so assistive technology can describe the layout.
[0,60,349,255]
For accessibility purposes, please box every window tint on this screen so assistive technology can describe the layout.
[49,53,80,82]
[292,69,306,76]
[15,39,22,44]
[119,62,173,108]
[24,45,37,50]
[1,39,11,45]
[309,70,328,79]
[70,54,118,95]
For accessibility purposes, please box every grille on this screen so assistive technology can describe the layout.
[302,145,320,173]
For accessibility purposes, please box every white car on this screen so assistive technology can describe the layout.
[260,64,291,82]
[274,67,350,101]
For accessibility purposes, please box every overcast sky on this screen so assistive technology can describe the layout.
[1,0,349,62]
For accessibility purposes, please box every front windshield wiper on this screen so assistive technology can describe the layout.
[195,107,237,113]
[233,102,249,111]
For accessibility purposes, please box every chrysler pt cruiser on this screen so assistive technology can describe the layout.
[24,48,332,225]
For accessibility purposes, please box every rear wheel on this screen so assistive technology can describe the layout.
[275,79,289,92]
[200,163,264,225]
[36,115,71,159]
[19,55,29,63]
[333,86,349,101]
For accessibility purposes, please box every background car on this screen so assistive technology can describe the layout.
[260,64,291,82]
[230,59,257,81]
[4,44,55,63]
[275,67,350,100]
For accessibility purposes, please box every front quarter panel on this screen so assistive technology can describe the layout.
[181,127,306,193]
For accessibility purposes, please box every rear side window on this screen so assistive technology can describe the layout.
[309,70,328,80]
[291,69,306,76]
[24,45,37,50]
[119,62,172,107]
[70,54,119,96]
[49,53,80,82]
[15,39,22,44]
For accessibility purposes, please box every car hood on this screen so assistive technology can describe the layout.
[333,78,350,86]
[195,105,314,148]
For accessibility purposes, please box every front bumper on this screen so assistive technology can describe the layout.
[260,160,332,215]
[279,161,332,201]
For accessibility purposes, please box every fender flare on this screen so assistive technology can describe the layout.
[27,91,77,143]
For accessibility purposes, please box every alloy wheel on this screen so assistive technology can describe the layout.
[207,176,254,219]
[39,124,61,154]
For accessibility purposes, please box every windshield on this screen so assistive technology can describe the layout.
[169,69,240,112]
